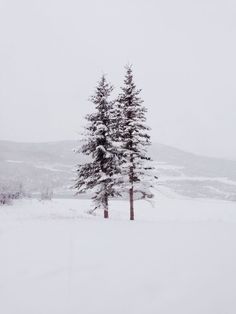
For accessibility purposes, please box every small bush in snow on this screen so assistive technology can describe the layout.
[0,193,12,205]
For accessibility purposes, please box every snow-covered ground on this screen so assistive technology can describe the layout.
[0,194,236,314]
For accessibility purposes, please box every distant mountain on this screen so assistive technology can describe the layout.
[0,140,236,201]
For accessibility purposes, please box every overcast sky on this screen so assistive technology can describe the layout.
[0,0,236,160]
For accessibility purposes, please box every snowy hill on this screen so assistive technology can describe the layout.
[0,140,236,201]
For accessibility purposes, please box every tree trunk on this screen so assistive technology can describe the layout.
[129,151,135,221]
[104,195,109,219]
[129,186,134,220]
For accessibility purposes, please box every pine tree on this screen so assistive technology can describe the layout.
[74,75,119,218]
[116,65,155,220]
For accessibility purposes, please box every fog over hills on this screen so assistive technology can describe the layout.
[0,140,235,201]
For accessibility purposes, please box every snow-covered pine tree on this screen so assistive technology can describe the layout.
[74,75,119,218]
[116,65,156,220]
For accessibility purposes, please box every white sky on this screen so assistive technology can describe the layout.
[0,0,236,160]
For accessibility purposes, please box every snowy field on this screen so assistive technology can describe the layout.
[0,194,236,314]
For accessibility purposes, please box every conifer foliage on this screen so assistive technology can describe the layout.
[116,65,155,220]
[74,67,156,220]
[74,75,119,218]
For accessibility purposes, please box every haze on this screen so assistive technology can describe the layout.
[0,0,235,160]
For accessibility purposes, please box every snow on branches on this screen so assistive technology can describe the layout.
[115,65,156,220]
[74,76,120,218]
[74,67,157,220]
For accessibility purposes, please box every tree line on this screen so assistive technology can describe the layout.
[74,65,156,220]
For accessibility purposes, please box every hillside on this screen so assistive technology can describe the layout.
[0,140,236,201]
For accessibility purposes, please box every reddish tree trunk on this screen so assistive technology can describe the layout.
[104,209,109,219]
[104,195,109,219]
[129,186,134,220]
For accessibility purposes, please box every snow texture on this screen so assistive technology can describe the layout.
[0,192,236,314]
[74,75,120,212]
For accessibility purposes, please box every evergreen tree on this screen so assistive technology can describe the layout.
[74,75,119,218]
[116,65,156,220]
